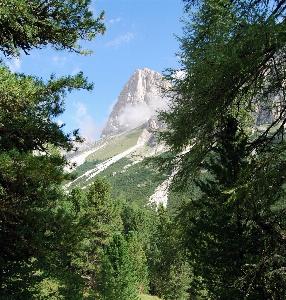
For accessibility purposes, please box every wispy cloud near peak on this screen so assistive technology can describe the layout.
[109,17,121,24]
[106,33,134,47]
[72,102,105,140]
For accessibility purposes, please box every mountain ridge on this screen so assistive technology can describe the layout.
[101,68,168,137]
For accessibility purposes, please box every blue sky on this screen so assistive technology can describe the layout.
[6,0,184,140]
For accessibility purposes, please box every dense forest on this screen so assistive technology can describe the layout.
[1,0,286,299]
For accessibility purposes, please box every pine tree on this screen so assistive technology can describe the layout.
[69,178,123,293]
[158,0,286,187]
[0,0,105,57]
[177,116,286,298]
[148,205,191,300]
[96,234,139,300]
[127,232,149,294]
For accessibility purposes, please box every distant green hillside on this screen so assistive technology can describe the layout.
[65,124,170,206]
[69,156,167,206]
[85,125,145,162]
[98,158,167,206]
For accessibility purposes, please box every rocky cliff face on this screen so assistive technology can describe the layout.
[101,68,168,137]
[255,95,282,126]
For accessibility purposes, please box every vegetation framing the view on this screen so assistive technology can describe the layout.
[1,0,286,299]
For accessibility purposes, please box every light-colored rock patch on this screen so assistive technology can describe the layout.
[65,144,106,172]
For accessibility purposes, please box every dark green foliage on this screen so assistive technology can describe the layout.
[0,184,86,299]
[67,156,168,206]
[158,0,286,187]
[120,201,194,299]
[0,0,106,296]
[68,178,123,294]
[176,117,248,298]
[156,0,286,298]
[148,205,191,300]
[127,233,149,294]
[85,178,123,247]
[29,196,87,299]
[176,116,286,298]
[0,0,105,57]
[104,159,168,206]
[0,66,92,154]
[121,202,157,247]
[0,67,91,296]
[121,203,158,294]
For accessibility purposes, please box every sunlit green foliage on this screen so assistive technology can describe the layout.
[0,0,105,296]
[69,156,168,206]
[0,68,94,297]
[0,0,105,57]
[96,234,140,300]
[85,127,144,162]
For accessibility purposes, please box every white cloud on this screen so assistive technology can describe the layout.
[7,58,21,73]
[118,96,168,130]
[106,33,134,47]
[72,102,105,140]
[109,17,121,24]
[174,70,186,79]
[57,119,64,126]
[52,55,67,67]
[71,67,81,76]
[74,102,87,118]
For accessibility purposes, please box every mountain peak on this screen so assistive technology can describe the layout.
[101,68,168,137]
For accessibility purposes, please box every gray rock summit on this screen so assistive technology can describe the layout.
[101,68,168,137]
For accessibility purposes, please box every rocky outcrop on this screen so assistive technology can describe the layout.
[147,116,165,131]
[137,128,152,146]
[101,68,169,137]
[255,101,281,126]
